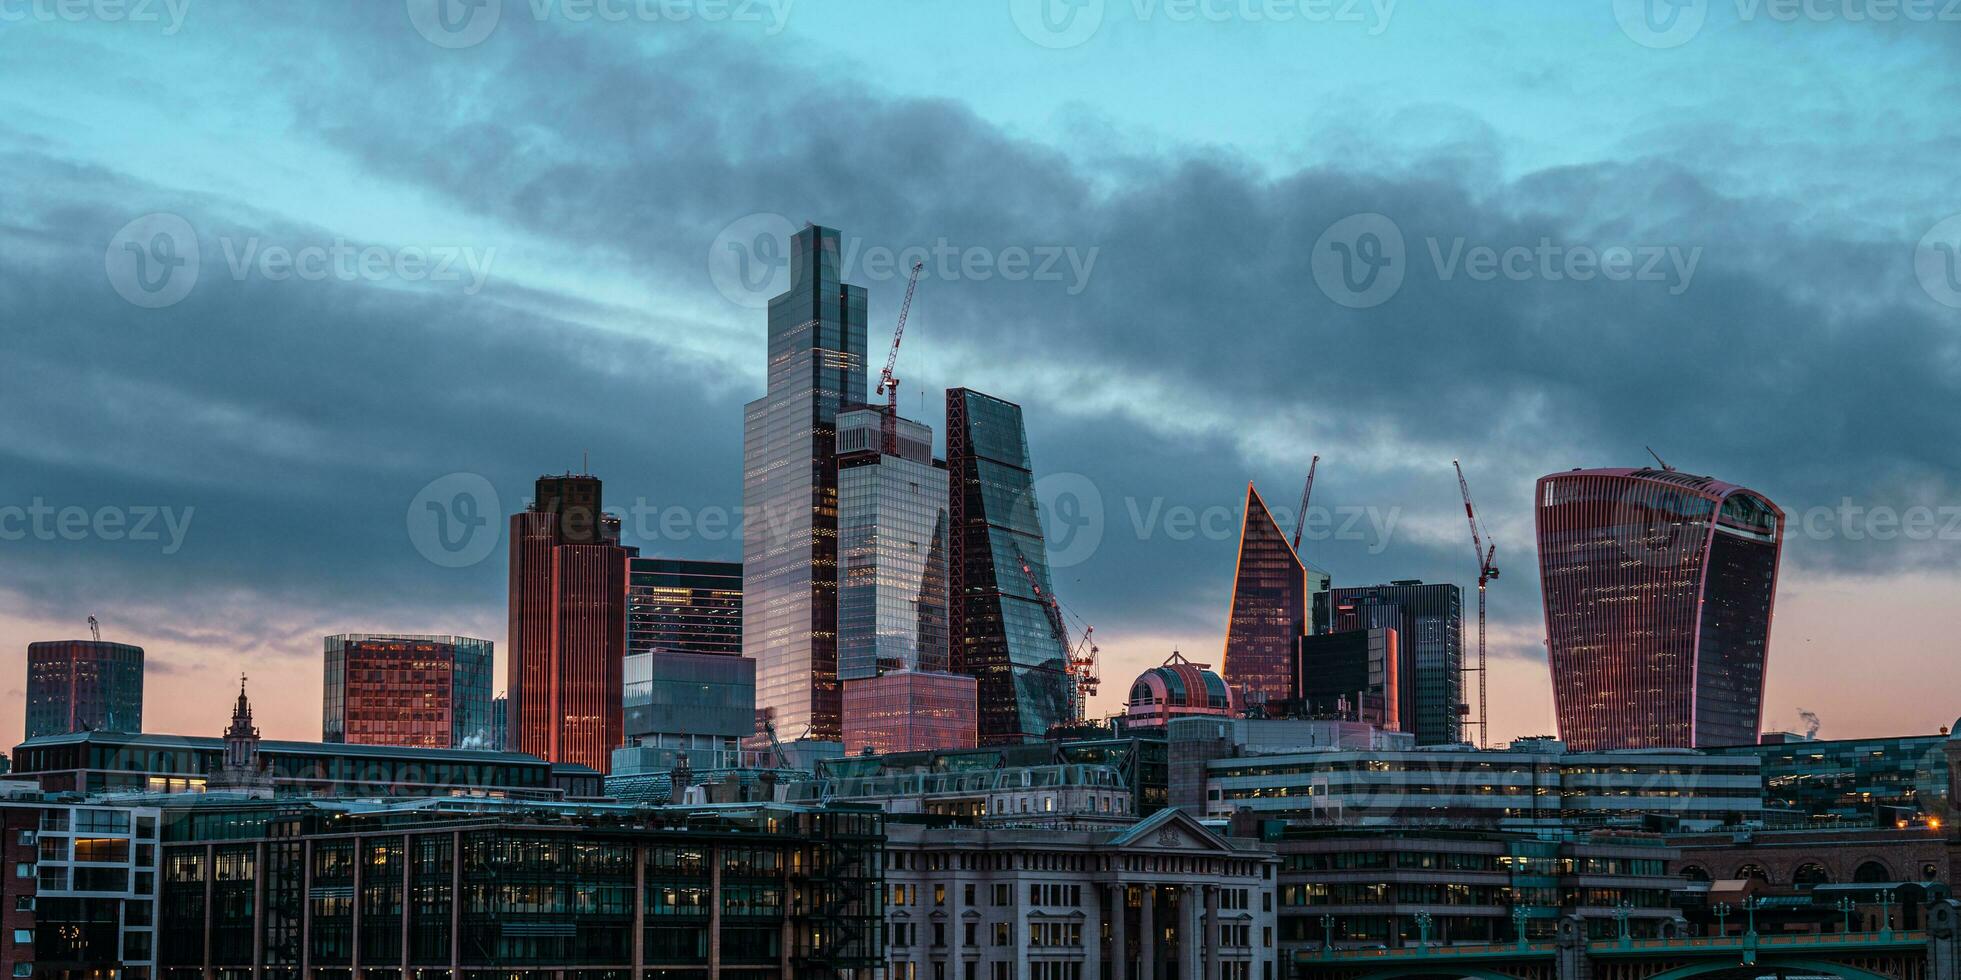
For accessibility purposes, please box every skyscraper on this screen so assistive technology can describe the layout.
[1295,628,1399,729]
[627,558,742,657]
[743,224,868,742]
[25,640,143,739]
[1536,466,1784,750]
[945,388,1073,744]
[1221,484,1308,708]
[1326,581,1463,745]
[322,634,495,749]
[834,406,972,754]
[508,472,630,772]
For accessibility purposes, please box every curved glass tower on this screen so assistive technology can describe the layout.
[1535,466,1784,750]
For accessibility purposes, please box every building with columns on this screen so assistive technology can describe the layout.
[881,808,1279,980]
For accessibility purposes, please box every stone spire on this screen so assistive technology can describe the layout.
[212,673,272,798]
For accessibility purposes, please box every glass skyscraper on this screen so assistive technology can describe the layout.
[836,408,949,679]
[1221,484,1309,709]
[1326,581,1464,745]
[945,388,1073,744]
[627,558,742,658]
[25,639,143,739]
[322,633,495,749]
[743,224,868,742]
[1536,466,1783,750]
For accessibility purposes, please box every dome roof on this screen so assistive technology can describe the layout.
[1127,651,1236,714]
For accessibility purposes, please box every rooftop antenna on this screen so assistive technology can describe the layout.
[1646,446,1674,471]
[583,450,589,475]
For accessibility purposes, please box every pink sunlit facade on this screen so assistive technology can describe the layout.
[1536,466,1784,751]
[841,670,979,755]
[1124,651,1240,730]
[1221,484,1309,709]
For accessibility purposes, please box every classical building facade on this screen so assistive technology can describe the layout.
[882,808,1278,980]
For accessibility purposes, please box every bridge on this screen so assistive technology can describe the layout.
[1296,900,1961,980]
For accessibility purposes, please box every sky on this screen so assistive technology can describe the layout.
[3,0,1961,749]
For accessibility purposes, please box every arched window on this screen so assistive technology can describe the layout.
[1793,864,1830,888]
[1854,861,1893,884]
[1679,865,1711,883]
[1735,864,1770,883]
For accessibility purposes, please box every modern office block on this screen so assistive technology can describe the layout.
[25,640,143,740]
[944,387,1073,744]
[743,224,869,742]
[1536,466,1784,750]
[840,669,978,755]
[508,472,630,773]
[1221,484,1309,709]
[1325,581,1462,745]
[1295,628,1399,730]
[627,558,742,657]
[322,634,494,749]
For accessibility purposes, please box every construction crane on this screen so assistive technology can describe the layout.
[88,616,100,642]
[874,261,926,456]
[1291,454,1321,551]
[1453,460,1499,748]
[1011,542,1099,722]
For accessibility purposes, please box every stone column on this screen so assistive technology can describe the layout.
[1181,885,1201,980]
[1110,883,1128,980]
[1139,886,1156,980]
[1084,881,1103,980]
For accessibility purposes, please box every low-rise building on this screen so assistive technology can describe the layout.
[782,763,1134,829]
[0,790,162,980]
[882,808,1278,980]
[1705,731,1951,826]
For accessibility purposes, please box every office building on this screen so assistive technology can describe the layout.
[880,808,1279,980]
[944,387,1074,743]
[620,649,757,770]
[743,224,868,742]
[1294,627,1399,729]
[322,634,494,749]
[1536,466,1784,750]
[508,472,630,772]
[784,760,1132,828]
[1707,731,1951,825]
[1121,651,1241,732]
[627,557,742,657]
[1325,581,1463,745]
[1222,484,1309,709]
[155,798,886,978]
[1275,828,1682,952]
[840,670,978,755]
[0,795,162,979]
[819,732,1172,818]
[25,639,143,740]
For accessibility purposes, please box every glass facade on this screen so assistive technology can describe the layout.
[1710,733,1950,824]
[744,224,868,741]
[1326,581,1463,745]
[1536,467,1783,750]
[836,408,950,680]
[508,473,630,773]
[623,649,757,744]
[840,670,978,755]
[628,557,743,657]
[322,634,494,749]
[1294,627,1399,729]
[25,640,144,739]
[944,388,1073,744]
[1221,485,1308,710]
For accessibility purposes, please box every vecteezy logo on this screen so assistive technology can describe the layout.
[1613,0,1707,49]
[1027,472,1105,569]
[1311,213,1404,309]
[1607,483,1706,570]
[105,213,200,309]
[707,212,798,309]
[406,0,502,49]
[407,473,502,568]
[1009,0,1105,49]
[1914,214,1961,310]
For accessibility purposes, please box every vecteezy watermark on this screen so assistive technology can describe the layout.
[1009,0,1394,50]
[1791,499,1961,543]
[1914,213,1961,310]
[0,500,194,555]
[405,0,793,48]
[1311,213,1703,308]
[0,0,190,33]
[103,213,498,309]
[408,473,502,568]
[707,211,1101,309]
[1615,0,1961,48]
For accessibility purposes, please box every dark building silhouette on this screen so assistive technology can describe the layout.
[945,387,1073,744]
[743,224,868,741]
[25,640,143,740]
[1536,466,1783,750]
[1325,581,1463,745]
[508,472,629,773]
[322,634,494,749]
[1222,484,1309,709]
[1295,628,1400,729]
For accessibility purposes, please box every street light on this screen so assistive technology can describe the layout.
[1412,910,1434,951]
[1745,896,1761,938]
[1835,896,1857,934]
[1712,901,1732,939]
[1321,913,1336,955]
[1512,905,1532,950]
[1614,901,1634,945]
[1878,887,1897,941]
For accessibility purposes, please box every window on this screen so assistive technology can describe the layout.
[14,832,31,847]
[14,864,30,880]
[12,963,31,977]
[12,897,31,912]
[11,931,29,945]
[934,883,946,906]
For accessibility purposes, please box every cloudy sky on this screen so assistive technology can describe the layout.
[4,1,1960,748]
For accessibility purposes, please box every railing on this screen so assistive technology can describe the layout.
[1301,929,1929,963]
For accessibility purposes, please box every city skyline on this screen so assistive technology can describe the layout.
[5,4,1961,752]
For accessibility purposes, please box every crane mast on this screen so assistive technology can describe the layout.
[1012,543,1099,723]
[875,262,925,456]
[1453,459,1499,748]
[1291,454,1320,552]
